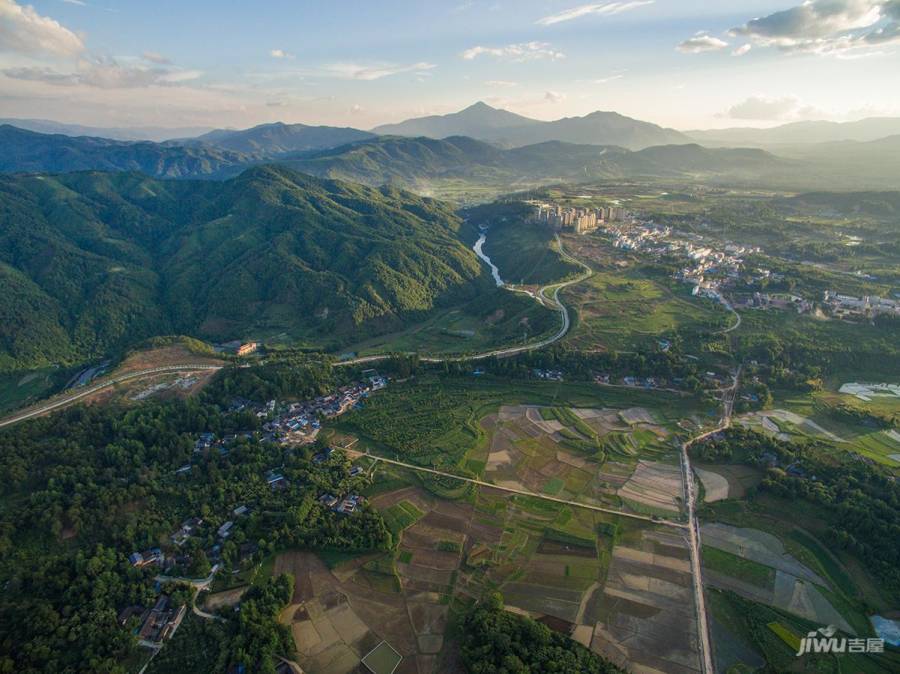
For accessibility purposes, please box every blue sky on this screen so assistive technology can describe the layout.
[1,0,898,130]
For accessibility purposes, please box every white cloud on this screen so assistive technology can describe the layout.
[719,95,823,120]
[61,0,87,6]
[461,41,565,61]
[676,33,729,53]
[322,61,435,80]
[269,48,293,59]
[729,0,900,55]
[544,90,566,103]
[0,0,85,57]
[586,72,625,83]
[3,56,203,88]
[142,51,171,65]
[536,1,654,26]
[484,79,518,87]
[732,43,752,56]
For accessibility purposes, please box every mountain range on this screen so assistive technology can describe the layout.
[0,165,489,370]
[0,125,248,178]
[373,101,689,150]
[686,117,900,147]
[0,118,215,142]
[3,103,900,195]
[186,122,376,155]
[283,135,785,191]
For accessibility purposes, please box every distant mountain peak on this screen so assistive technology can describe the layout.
[372,102,688,150]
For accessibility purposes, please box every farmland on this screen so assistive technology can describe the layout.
[274,476,702,674]
[559,234,730,355]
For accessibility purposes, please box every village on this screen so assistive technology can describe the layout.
[121,373,388,651]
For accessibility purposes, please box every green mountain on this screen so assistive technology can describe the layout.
[372,101,690,150]
[283,135,785,189]
[0,125,249,178]
[189,121,376,155]
[0,165,489,370]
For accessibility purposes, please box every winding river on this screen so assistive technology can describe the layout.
[473,233,504,287]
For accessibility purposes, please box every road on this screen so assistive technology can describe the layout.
[346,448,687,529]
[716,298,742,335]
[680,364,741,674]
[339,234,593,367]
[0,364,223,429]
[0,237,591,430]
[156,565,226,622]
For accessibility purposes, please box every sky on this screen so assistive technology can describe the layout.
[0,0,899,131]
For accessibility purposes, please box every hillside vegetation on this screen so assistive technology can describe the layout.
[0,125,249,178]
[0,165,490,370]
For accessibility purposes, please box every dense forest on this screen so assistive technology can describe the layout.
[0,165,489,370]
[0,380,390,672]
[459,593,624,674]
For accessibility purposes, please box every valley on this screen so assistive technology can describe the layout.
[0,70,899,674]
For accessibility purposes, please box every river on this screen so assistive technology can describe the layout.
[473,233,503,287]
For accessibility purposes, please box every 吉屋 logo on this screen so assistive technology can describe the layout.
[796,625,884,656]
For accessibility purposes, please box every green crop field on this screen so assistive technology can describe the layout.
[702,545,775,589]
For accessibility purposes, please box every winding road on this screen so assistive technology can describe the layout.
[0,230,738,673]
[342,233,593,366]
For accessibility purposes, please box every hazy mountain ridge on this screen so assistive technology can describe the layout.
[372,102,690,150]
[0,165,488,369]
[187,121,377,155]
[0,118,216,142]
[687,117,900,147]
[283,135,786,188]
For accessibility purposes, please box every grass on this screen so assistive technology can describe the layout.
[480,218,581,286]
[702,545,775,589]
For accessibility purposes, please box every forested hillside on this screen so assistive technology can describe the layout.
[0,125,250,178]
[0,165,488,370]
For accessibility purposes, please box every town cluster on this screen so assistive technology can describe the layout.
[823,291,900,319]
[527,202,626,233]
[262,374,387,444]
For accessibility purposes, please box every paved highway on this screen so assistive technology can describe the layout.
[0,364,223,429]
[680,364,741,674]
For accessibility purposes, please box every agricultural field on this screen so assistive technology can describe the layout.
[336,373,707,471]
[698,493,900,672]
[742,387,900,473]
[274,475,703,674]
[472,403,683,519]
[701,522,853,633]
